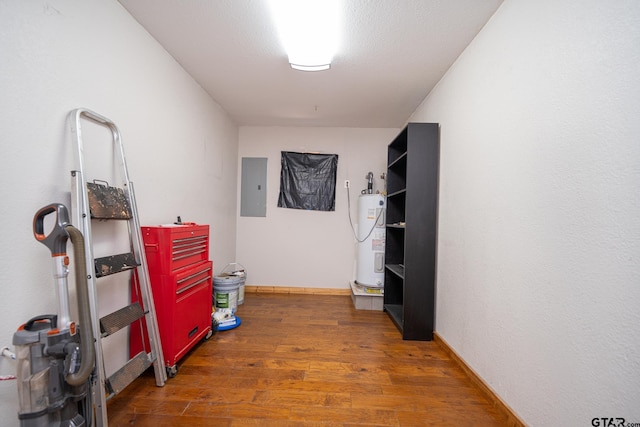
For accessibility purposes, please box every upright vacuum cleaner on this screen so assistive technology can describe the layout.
[13,204,95,426]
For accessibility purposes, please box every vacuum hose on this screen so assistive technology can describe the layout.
[64,225,95,386]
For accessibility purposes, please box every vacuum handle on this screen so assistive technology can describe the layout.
[33,204,70,255]
[23,314,58,331]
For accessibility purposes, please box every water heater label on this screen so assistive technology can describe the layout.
[372,230,385,250]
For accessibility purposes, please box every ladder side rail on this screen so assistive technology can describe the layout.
[99,107,167,386]
[127,181,167,386]
[70,170,109,427]
[112,118,132,185]
[97,106,167,386]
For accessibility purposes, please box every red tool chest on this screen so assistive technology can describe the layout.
[130,224,213,377]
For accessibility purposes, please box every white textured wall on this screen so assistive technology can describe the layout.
[409,0,640,425]
[0,1,238,423]
[236,127,397,289]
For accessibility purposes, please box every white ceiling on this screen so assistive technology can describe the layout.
[118,0,503,128]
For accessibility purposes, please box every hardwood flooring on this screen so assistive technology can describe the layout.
[107,293,510,426]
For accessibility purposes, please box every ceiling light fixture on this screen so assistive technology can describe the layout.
[269,0,340,72]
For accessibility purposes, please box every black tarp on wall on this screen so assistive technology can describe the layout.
[278,151,338,211]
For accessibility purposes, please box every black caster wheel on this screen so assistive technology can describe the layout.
[166,365,178,378]
[210,319,219,337]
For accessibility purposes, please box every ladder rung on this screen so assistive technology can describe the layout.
[107,351,152,396]
[87,182,132,219]
[94,252,139,277]
[100,302,145,336]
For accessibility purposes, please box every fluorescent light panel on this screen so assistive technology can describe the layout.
[270,0,340,71]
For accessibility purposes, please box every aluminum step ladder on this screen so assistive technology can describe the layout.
[69,108,166,427]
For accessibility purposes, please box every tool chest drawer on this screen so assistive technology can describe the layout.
[174,261,212,295]
[142,224,209,273]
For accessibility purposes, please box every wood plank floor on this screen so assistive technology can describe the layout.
[108,293,510,426]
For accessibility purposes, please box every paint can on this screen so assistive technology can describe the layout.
[220,263,246,305]
[213,275,242,314]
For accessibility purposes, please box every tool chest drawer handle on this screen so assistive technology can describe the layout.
[172,236,207,245]
[176,276,211,295]
[176,267,212,284]
[144,243,159,252]
[172,249,206,262]
[173,242,207,252]
[172,244,207,256]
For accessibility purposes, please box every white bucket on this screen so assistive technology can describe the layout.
[213,275,242,314]
[238,280,245,305]
[220,263,246,305]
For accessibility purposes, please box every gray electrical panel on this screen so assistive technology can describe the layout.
[240,157,267,217]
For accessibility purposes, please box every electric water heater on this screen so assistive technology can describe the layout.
[356,194,386,288]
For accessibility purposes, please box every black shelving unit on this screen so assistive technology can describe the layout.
[383,122,440,340]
